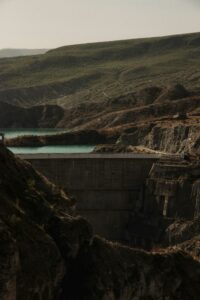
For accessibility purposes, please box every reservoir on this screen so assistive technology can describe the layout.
[2,129,95,154]
[8,145,95,154]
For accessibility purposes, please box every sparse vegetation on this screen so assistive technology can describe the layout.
[0,32,199,108]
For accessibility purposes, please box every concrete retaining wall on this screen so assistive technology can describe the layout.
[18,154,159,241]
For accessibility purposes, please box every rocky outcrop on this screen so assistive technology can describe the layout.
[163,218,200,246]
[118,122,200,156]
[145,159,200,220]
[92,121,200,156]
[122,158,200,250]
[138,158,200,259]
[1,146,200,299]
[64,236,200,300]
[0,144,89,300]
[176,234,200,261]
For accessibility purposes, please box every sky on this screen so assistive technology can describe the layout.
[0,0,200,49]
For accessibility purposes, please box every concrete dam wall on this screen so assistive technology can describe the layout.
[18,153,160,242]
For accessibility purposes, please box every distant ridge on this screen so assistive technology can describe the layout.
[0,48,49,58]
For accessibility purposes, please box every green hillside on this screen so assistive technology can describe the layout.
[0,32,200,107]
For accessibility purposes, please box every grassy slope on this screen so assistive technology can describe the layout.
[0,32,199,107]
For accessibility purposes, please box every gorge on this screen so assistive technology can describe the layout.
[1,144,200,300]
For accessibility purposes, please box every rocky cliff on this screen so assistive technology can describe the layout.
[117,121,200,156]
[1,145,200,299]
[122,157,200,250]
[4,84,200,156]
[145,158,200,219]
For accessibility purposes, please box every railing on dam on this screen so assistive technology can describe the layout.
[18,153,164,242]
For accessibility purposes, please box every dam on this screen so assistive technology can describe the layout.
[18,153,161,242]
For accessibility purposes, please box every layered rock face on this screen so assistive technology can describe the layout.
[123,157,200,251]
[145,159,200,220]
[118,122,200,156]
[147,159,200,264]
[1,145,200,299]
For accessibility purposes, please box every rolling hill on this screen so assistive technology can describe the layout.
[0,32,199,131]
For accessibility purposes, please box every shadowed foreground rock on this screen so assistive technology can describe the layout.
[1,145,200,300]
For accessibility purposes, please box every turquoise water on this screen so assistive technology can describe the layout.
[8,145,94,154]
[1,129,67,139]
[3,129,95,154]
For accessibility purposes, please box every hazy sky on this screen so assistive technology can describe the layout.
[0,0,200,49]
